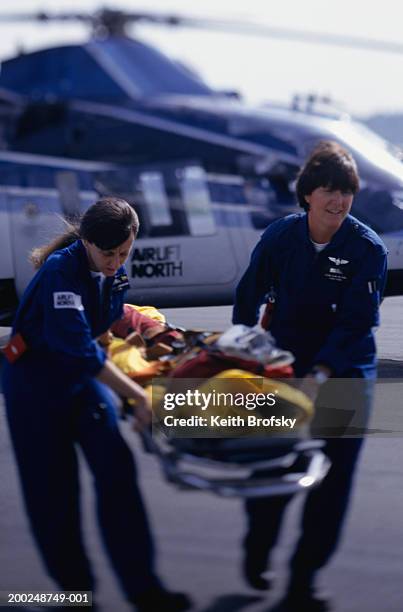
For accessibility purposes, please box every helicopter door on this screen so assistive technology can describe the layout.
[0,191,14,281]
[7,187,67,296]
[55,171,98,218]
[130,166,238,292]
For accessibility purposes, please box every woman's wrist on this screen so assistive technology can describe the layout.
[310,364,332,384]
[97,359,144,398]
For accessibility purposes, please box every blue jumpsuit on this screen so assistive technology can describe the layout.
[3,240,161,600]
[233,213,387,585]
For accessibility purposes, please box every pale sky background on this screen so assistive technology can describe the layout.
[0,0,402,118]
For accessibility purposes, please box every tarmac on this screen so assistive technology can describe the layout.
[1,297,402,611]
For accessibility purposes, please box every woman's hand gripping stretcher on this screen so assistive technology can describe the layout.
[97,304,187,430]
[96,359,152,432]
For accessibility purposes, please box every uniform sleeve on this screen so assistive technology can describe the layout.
[313,243,388,375]
[41,267,107,377]
[232,235,273,326]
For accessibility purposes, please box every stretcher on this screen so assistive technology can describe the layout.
[114,311,331,499]
[143,370,329,499]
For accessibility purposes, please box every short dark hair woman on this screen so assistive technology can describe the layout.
[296,140,360,212]
[2,197,190,612]
[233,142,387,611]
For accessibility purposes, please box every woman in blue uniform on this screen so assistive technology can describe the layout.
[3,197,190,611]
[233,142,387,612]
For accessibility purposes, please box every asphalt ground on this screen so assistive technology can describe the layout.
[1,297,403,612]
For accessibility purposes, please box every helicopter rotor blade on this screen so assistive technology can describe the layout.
[0,10,402,56]
[0,12,93,23]
[137,14,403,57]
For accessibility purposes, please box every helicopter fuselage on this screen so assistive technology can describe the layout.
[0,37,402,321]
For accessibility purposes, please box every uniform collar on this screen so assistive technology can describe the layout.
[299,213,356,251]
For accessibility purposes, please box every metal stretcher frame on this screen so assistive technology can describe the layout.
[142,432,331,499]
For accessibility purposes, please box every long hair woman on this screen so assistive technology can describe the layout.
[2,197,190,611]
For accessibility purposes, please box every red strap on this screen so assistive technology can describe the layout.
[3,333,28,363]
[261,301,274,331]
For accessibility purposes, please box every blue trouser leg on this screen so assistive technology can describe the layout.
[3,359,161,600]
[3,360,94,590]
[244,376,373,583]
[288,376,374,583]
[244,495,290,572]
[289,437,364,583]
[244,438,364,581]
[72,378,161,600]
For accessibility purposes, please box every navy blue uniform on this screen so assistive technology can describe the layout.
[233,213,387,377]
[3,240,161,599]
[233,214,387,586]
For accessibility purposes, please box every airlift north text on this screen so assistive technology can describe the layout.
[131,245,183,278]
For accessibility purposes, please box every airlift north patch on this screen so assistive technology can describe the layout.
[53,292,84,310]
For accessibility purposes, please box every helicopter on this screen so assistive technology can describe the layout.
[0,8,403,323]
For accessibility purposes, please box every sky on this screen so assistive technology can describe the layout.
[0,0,402,118]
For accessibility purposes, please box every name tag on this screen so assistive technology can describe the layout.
[53,292,84,310]
[322,257,352,283]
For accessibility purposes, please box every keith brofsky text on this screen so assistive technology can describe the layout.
[163,414,297,428]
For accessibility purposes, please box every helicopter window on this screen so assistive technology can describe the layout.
[352,189,403,233]
[92,39,212,98]
[56,172,81,220]
[140,172,172,227]
[245,176,299,230]
[135,169,189,238]
[179,166,215,236]
[93,166,192,238]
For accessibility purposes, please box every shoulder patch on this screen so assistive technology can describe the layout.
[53,292,84,311]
